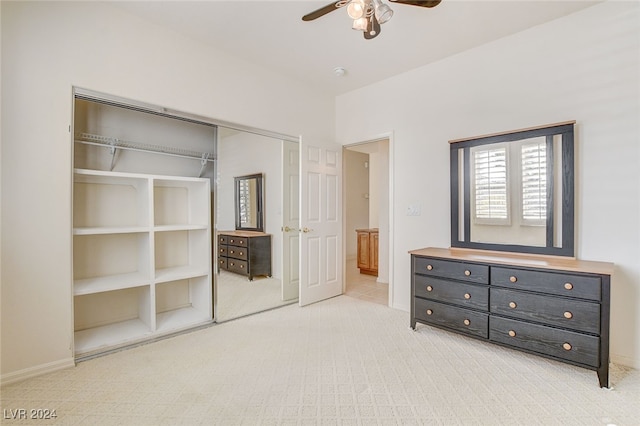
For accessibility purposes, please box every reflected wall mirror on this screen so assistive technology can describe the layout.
[450,121,575,257]
[235,173,264,232]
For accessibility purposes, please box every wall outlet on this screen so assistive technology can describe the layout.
[407,204,421,216]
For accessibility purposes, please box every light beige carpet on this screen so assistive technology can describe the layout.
[1,295,638,425]
[215,270,294,322]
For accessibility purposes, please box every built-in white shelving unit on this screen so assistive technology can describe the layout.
[72,168,212,356]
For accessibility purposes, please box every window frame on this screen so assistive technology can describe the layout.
[449,122,575,257]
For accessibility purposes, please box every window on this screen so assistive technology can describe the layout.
[238,178,252,226]
[472,145,509,224]
[521,141,547,224]
[450,121,575,257]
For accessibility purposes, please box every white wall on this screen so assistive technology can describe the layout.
[0,1,334,382]
[344,150,369,258]
[336,1,640,368]
[369,153,380,228]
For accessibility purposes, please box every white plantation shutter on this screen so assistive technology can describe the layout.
[473,146,508,223]
[239,179,251,225]
[521,141,547,222]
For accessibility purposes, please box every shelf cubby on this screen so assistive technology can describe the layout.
[153,178,209,227]
[73,232,151,291]
[155,276,211,333]
[154,229,210,283]
[74,286,153,355]
[74,169,151,230]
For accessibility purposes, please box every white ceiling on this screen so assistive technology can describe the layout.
[115,1,599,96]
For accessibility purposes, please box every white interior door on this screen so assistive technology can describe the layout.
[282,140,300,301]
[299,139,343,306]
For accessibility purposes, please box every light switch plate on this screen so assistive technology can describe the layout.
[407,204,421,216]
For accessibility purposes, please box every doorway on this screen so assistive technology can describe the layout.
[343,139,391,306]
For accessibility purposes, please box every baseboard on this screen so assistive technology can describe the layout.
[611,353,640,370]
[0,358,75,387]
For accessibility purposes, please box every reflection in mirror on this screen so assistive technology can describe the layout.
[235,173,264,231]
[450,121,574,256]
[215,127,299,323]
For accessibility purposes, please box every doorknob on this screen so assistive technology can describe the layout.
[301,227,313,233]
[282,226,292,232]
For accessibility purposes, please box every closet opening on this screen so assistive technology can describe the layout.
[71,87,300,359]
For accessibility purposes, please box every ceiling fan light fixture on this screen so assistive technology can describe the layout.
[352,17,368,31]
[374,0,393,24]
[301,0,441,40]
[347,0,366,19]
[365,16,377,37]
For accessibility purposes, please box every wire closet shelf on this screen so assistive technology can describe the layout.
[75,132,216,176]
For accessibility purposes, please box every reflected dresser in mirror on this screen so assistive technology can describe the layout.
[218,231,272,281]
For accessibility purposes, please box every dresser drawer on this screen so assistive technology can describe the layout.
[414,298,488,338]
[413,257,488,284]
[218,235,228,245]
[491,267,601,301]
[489,316,599,368]
[490,288,600,334]
[227,259,248,275]
[218,258,227,270]
[227,246,248,261]
[218,246,228,257]
[414,275,488,310]
[227,236,248,247]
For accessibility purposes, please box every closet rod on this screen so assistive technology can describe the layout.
[75,132,216,163]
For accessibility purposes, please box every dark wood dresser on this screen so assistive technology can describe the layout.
[218,231,272,281]
[410,247,613,387]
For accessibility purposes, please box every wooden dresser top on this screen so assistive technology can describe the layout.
[409,247,614,276]
[218,230,270,237]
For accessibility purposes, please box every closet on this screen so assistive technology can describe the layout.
[72,89,216,357]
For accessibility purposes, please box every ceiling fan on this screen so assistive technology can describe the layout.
[302,0,442,40]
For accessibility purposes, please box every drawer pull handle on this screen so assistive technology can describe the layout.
[426,264,433,271]
[426,285,433,292]
[230,262,234,266]
[464,293,471,300]
[564,282,573,290]
[240,265,244,269]
[509,276,517,283]
[220,249,224,252]
[239,252,244,256]
[464,270,471,276]
[239,240,244,244]
[230,239,234,243]
[230,250,234,254]
[508,330,516,337]
[564,311,573,319]
[509,301,517,309]
[426,309,433,315]
[463,319,470,326]
[563,342,572,351]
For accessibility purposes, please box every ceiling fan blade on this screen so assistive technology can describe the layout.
[389,0,442,8]
[364,14,381,40]
[302,2,342,21]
